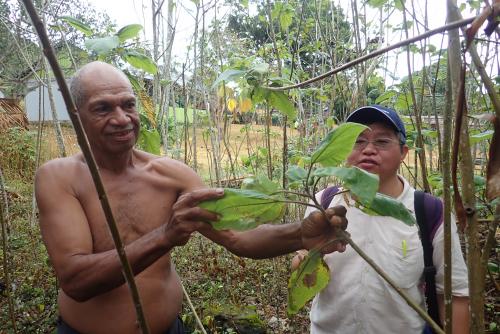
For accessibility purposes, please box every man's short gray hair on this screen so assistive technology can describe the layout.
[69,67,86,109]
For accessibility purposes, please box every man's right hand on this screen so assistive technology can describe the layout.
[301,205,348,254]
[165,188,224,247]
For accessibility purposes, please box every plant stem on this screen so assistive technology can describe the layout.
[339,230,445,334]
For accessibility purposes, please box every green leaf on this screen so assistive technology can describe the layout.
[59,16,93,36]
[241,175,279,194]
[199,189,285,231]
[85,36,120,55]
[286,165,308,183]
[488,261,499,274]
[212,69,245,89]
[394,0,405,11]
[421,129,438,138]
[367,0,389,7]
[362,193,416,226]
[250,86,270,104]
[311,123,368,167]
[288,250,330,315]
[116,24,143,43]
[469,130,493,144]
[375,90,396,104]
[137,128,161,154]
[312,167,379,206]
[122,51,158,74]
[280,11,293,30]
[249,63,269,76]
[267,91,296,120]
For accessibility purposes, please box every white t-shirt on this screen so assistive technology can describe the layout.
[305,176,469,334]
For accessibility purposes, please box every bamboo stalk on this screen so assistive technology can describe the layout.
[20,1,150,332]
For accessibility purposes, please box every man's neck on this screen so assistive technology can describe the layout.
[93,150,135,174]
[378,175,404,198]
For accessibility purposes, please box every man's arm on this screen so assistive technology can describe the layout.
[199,207,348,259]
[437,295,470,334]
[35,160,222,302]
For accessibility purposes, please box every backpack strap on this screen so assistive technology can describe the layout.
[414,190,443,330]
[320,186,340,209]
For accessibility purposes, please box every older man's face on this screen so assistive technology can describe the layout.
[78,68,140,155]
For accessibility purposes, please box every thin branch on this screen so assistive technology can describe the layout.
[267,17,475,91]
[339,230,445,334]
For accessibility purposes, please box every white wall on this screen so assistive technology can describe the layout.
[25,81,71,122]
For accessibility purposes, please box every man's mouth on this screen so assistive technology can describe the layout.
[108,127,135,140]
[357,159,378,169]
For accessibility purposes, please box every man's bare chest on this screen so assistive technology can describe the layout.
[77,175,178,249]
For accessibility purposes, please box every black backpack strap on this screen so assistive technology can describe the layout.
[320,186,340,210]
[414,190,442,330]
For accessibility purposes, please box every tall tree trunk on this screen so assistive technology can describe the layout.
[447,1,479,333]
[402,3,430,192]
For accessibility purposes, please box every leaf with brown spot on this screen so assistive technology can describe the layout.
[288,249,330,315]
[303,272,317,287]
[486,116,500,201]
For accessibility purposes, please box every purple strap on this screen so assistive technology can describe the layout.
[320,186,340,209]
[422,192,443,241]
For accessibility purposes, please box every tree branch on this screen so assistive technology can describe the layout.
[267,17,475,91]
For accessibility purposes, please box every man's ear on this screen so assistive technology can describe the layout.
[401,145,409,161]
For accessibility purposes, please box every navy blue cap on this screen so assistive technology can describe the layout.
[346,105,406,144]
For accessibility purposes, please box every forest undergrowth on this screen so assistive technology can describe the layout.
[0,125,498,333]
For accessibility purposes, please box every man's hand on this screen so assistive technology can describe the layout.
[165,188,224,247]
[301,205,348,254]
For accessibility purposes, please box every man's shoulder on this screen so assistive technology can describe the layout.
[135,150,203,189]
[36,154,86,177]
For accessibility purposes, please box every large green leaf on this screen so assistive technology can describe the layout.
[116,24,143,42]
[286,165,308,183]
[312,167,379,206]
[85,36,120,55]
[122,51,158,74]
[288,249,330,315]
[311,123,367,167]
[267,91,296,120]
[137,128,161,154]
[362,193,416,226]
[212,69,245,88]
[199,189,285,231]
[59,16,93,36]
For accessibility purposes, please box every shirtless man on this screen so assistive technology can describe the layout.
[35,61,347,334]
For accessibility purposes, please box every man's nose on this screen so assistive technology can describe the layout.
[110,107,131,125]
[361,141,378,153]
